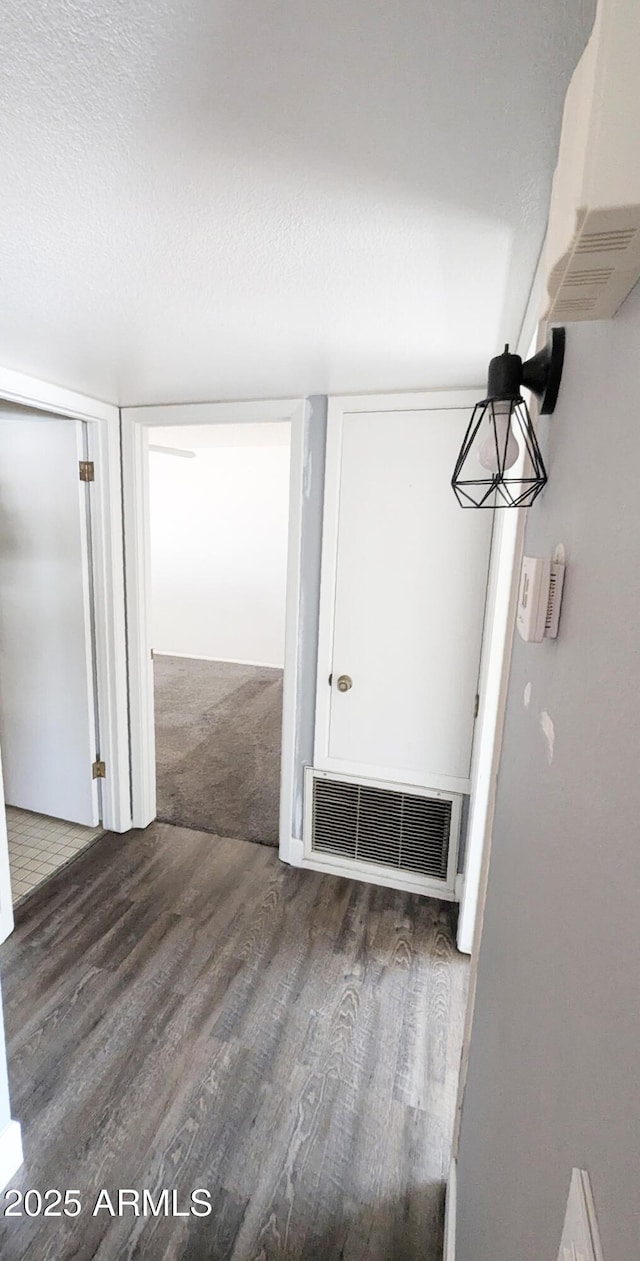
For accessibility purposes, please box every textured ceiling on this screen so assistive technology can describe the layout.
[0,0,594,406]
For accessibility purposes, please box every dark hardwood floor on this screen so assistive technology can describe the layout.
[0,823,467,1260]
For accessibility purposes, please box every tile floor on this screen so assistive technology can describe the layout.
[6,807,104,905]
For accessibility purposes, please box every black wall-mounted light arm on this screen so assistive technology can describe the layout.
[486,327,565,412]
[451,326,566,509]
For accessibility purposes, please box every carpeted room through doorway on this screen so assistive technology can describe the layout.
[154,654,283,846]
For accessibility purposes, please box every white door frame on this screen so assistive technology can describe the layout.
[451,245,548,1170]
[456,310,544,954]
[314,389,485,797]
[121,398,306,846]
[0,366,131,849]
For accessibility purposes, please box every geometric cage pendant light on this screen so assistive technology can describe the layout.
[452,326,566,508]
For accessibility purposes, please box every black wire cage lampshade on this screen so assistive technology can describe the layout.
[451,326,566,508]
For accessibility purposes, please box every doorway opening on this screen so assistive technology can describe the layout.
[147,421,291,846]
[0,405,105,907]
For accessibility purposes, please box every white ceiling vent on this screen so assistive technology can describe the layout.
[543,0,640,322]
[303,769,461,899]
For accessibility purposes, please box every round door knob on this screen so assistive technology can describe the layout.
[336,674,353,692]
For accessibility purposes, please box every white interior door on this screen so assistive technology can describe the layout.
[316,403,493,792]
[0,407,100,826]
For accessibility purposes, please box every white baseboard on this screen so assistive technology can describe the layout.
[153,651,284,670]
[444,1157,456,1261]
[0,1121,23,1192]
[300,851,456,901]
[281,837,304,867]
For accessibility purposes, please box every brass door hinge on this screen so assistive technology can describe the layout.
[79,460,95,482]
[92,759,106,779]
[474,693,480,719]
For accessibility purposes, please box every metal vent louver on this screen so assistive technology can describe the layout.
[311,776,451,881]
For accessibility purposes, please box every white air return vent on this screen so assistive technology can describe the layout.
[303,769,461,899]
[543,0,640,322]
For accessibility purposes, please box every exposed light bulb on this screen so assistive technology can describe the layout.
[478,401,520,473]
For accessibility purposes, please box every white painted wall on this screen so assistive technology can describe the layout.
[149,422,291,667]
[457,285,640,1261]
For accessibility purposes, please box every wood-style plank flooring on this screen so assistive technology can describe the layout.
[0,823,468,1260]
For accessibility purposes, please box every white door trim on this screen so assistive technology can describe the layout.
[0,755,13,943]
[443,1157,457,1261]
[451,249,548,1169]
[314,389,483,794]
[121,398,306,850]
[0,1120,23,1192]
[0,366,130,834]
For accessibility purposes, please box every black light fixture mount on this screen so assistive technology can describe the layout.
[451,326,566,509]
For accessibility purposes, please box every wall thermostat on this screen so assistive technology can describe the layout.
[517,555,566,643]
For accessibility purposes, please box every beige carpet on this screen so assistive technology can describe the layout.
[154,655,283,846]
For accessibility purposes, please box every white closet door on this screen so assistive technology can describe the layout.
[0,408,99,826]
[316,404,493,792]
